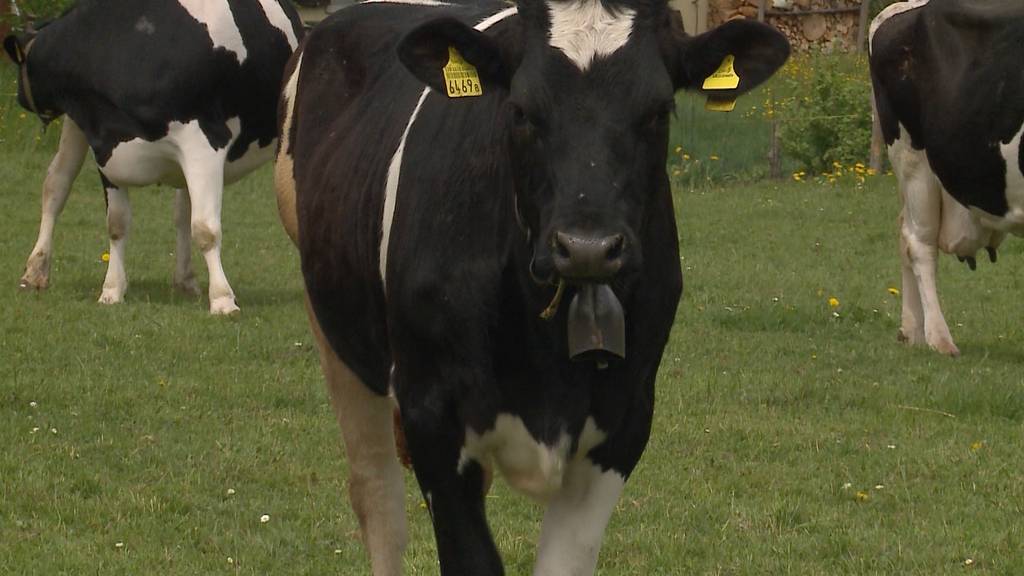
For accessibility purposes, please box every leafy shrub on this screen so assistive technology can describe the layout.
[774,53,873,175]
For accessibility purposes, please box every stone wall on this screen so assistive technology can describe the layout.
[709,0,864,52]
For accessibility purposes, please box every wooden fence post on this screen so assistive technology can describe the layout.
[856,0,871,53]
[757,0,766,22]
[769,118,782,179]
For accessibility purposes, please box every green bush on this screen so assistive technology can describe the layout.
[775,53,873,175]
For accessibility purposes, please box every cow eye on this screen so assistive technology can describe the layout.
[640,101,675,131]
[510,102,543,132]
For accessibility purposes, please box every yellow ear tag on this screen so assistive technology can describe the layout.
[705,96,736,112]
[443,46,483,99]
[702,54,740,91]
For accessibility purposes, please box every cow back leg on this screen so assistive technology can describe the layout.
[893,140,959,356]
[533,461,625,576]
[20,117,88,290]
[98,178,131,305]
[180,153,238,315]
[172,188,200,296]
[306,296,407,575]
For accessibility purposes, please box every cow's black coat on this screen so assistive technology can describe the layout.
[286,0,787,572]
[871,0,1024,217]
[4,0,303,165]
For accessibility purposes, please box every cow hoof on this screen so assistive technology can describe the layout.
[98,291,124,305]
[18,272,49,291]
[174,278,202,297]
[210,297,240,316]
[932,340,960,357]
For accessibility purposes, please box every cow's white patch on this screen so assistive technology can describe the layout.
[378,5,519,287]
[457,415,606,502]
[869,0,930,51]
[178,0,249,63]
[996,123,1024,232]
[101,118,246,188]
[534,462,625,576]
[135,16,156,35]
[257,0,299,50]
[547,0,635,71]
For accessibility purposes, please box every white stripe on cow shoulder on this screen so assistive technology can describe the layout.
[547,0,635,72]
[257,0,299,50]
[178,0,249,63]
[869,0,930,52]
[378,5,519,288]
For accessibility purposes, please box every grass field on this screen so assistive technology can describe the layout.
[3,78,1024,574]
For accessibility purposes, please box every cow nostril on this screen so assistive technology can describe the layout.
[554,232,572,259]
[605,234,625,262]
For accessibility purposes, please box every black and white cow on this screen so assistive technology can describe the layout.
[870,0,1024,355]
[3,0,303,314]
[276,0,787,573]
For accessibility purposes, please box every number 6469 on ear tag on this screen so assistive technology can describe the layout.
[443,46,483,98]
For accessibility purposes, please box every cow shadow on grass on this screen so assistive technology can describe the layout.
[67,278,303,311]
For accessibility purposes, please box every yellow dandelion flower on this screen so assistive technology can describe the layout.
[855,491,870,502]
[101,252,110,262]
[828,297,840,308]
[682,154,690,161]
[887,287,900,296]
[867,168,878,176]
[674,146,682,154]
[792,173,802,182]
[970,441,984,451]
[709,154,720,161]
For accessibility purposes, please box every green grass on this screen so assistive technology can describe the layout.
[3,72,1024,574]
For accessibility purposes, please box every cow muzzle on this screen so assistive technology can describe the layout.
[552,232,624,282]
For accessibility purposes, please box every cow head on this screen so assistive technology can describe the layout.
[400,0,787,358]
[4,25,57,123]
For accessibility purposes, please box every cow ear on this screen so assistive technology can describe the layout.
[398,17,511,95]
[673,20,790,95]
[4,35,26,65]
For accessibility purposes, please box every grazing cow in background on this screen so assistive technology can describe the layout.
[870,0,1024,356]
[3,0,303,314]
[276,0,788,573]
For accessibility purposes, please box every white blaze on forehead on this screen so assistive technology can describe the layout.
[379,5,519,288]
[869,0,930,52]
[548,0,635,71]
[257,0,299,50]
[178,0,248,63]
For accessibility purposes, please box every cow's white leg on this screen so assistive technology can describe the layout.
[20,117,89,290]
[306,296,407,576]
[98,181,131,305]
[172,188,200,296]
[533,461,624,576]
[180,153,238,315]
[892,138,959,356]
[897,212,925,345]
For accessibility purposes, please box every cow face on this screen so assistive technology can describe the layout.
[4,29,56,122]
[400,0,789,288]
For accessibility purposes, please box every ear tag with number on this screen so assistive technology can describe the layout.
[443,46,483,99]
[702,54,740,90]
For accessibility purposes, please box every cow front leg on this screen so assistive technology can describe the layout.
[20,117,88,290]
[399,392,503,575]
[533,460,625,576]
[98,178,131,305]
[181,155,238,315]
[306,296,407,575]
[172,188,200,296]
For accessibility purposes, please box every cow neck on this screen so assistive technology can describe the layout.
[18,38,52,124]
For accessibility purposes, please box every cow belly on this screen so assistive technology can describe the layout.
[101,136,184,188]
[458,415,606,502]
